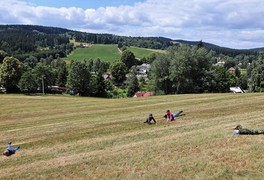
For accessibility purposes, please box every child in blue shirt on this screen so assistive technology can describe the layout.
[2,142,20,156]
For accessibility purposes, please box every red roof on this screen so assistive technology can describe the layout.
[228,67,236,71]
[134,91,154,97]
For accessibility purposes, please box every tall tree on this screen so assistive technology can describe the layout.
[120,50,137,69]
[90,72,107,97]
[0,50,8,64]
[151,45,212,94]
[33,63,56,92]
[0,56,23,92]
[23,56,38,70]
[127,67,140,97]
[110,61,127,85]
[224,56,236,70]
[248,52,264,92]
[92,58,110,74]
[150,54,172,94]
[68,60,91,96]
[196,40,204,49]
[168,45,192,94]
[205,66,237,92]
[51,58,68,86]
[19,70,38,93]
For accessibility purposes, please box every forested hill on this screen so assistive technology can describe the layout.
[173,40,264,57]
[0,24,263,61]
[0,24,72,34]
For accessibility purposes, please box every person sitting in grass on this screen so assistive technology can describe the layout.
[2,142,20,156]
[144,113,156,125]
[232,124,264,135]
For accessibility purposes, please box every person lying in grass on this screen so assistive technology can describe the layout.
[232,124,264,135]
[2,142,20,156]
[164,110,184,122]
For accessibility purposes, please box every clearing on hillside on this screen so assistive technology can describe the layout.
[64,43,164,63]
[127,46,164,59]
[64,44,121,63]
[0,93,264,179]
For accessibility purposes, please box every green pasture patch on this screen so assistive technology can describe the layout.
[64,44,121,63]
[127,46,164,59]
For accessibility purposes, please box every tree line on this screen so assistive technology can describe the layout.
[1,44,264,97]
[1,25,264,97]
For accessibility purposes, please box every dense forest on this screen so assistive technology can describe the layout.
[1,24,264,97]
[0,24,262,63]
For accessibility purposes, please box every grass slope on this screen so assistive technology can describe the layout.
[127,46,164,59]
[64,43,164,63]
[0,93,264,179]
[64,44,121,63]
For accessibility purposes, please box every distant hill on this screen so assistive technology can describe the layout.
[0,24,263,62]
[172,40,260,57]
[0,24,73,34]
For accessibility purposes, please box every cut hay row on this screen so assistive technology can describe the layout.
[0,93,264,179]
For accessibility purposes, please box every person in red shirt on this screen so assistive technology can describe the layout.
[164,110,184,122]
[165,110,174,122]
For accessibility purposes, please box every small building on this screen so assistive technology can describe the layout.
[136,63,151,74]
[135,63,151,81]
[214,58,225,67]
[230,87,245,93]
[228,67,236,73]
[133,91,154,97]
[102,73,112,80]
[0,86,6,93]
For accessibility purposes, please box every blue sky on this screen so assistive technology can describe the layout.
[26,0,143,9]
[1,0,264,49]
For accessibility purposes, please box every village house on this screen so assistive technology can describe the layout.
[133,91,154,97]
[230,87,245,93]
[136,63,151,81]
[214,57,225,67]
[228,67,236,73]
[102,72,112,80]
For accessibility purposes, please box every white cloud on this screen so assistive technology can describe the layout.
[1,0,264,49]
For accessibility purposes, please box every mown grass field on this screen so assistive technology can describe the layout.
[64,44,121,63]
[64,43,163,63]
[127,46,164,59]
[1,93,264,179]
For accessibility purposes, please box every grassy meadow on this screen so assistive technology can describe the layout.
[64,44,121,63]
[64,43,164,63]
[127,46,164,59]
[0,93,264,179]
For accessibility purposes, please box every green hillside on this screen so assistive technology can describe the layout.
[127,46,164,59]
[64,44,121,63]
[0,25,261,62]
[1,93,264,179]
[64,44,163,63]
